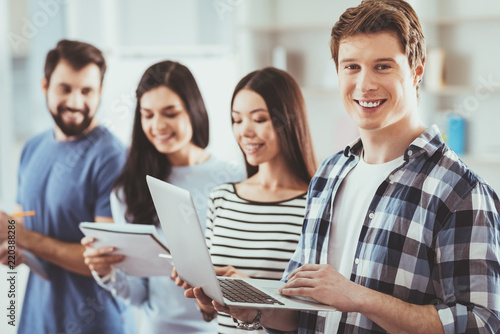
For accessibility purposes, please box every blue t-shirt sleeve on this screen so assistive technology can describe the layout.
[93,148,125,218]
[93,136,125,217]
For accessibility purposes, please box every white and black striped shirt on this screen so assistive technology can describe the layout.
[206,183,307,334]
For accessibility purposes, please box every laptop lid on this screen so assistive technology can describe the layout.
[147,175,337,311]
[146,175,225,304]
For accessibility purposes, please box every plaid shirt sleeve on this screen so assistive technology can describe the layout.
[434,181,500,333]
[266,126,500,334]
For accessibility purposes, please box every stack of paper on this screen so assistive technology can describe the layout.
[79,222,173,277]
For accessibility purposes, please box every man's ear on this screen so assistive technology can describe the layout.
[41,77,48,96]
[413,62,424,86]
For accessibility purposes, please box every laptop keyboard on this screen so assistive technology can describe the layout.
[218,278,284,305]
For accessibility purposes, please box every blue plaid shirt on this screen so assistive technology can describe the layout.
[266,125,500,334]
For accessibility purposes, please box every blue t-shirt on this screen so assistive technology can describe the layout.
[16,126,132,334]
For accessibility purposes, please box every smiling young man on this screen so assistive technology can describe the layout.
[0,40,132,333]
[190,1,500,333]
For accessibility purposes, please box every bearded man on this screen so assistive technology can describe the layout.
[0,40,133,334]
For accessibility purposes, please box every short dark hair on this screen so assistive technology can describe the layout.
[231,67,317,183]
[44,39,106,85]
[330,0,426,72]
[115,60,209,224]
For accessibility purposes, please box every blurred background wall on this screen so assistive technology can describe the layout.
[1,0,500,332]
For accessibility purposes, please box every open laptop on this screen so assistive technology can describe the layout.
[146,175,337,311]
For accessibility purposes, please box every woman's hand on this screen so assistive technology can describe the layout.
[171,265,249,289]
[81,236,125,277]
[173,265,250,316]
[214,265,249,278]
[186,286,259,323]
[171,266,193,289]
[171,267,218,315]
[188,287,260,325]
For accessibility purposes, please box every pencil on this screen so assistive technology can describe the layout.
[10,211,36,218]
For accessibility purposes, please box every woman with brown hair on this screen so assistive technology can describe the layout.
[81,60,244,333]
[177,67,317,333]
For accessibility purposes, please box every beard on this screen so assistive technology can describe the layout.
[50,104,94,137]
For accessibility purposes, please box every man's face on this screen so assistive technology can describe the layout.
[43,59,102,137]
[337,31,423,133]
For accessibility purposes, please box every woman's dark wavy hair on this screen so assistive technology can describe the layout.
[114,61,209,224]
[231,67,317,183]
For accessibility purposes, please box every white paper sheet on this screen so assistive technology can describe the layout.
[79,222,173,277]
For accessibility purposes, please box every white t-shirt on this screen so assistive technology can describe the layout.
[325,153,404,332]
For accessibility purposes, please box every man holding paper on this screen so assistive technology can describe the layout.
[0,40,132,334]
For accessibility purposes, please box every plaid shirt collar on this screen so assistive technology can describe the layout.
[343,124,444,161]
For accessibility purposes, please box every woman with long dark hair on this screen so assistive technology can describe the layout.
[176,67,317,333]
[81,60,243,333]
